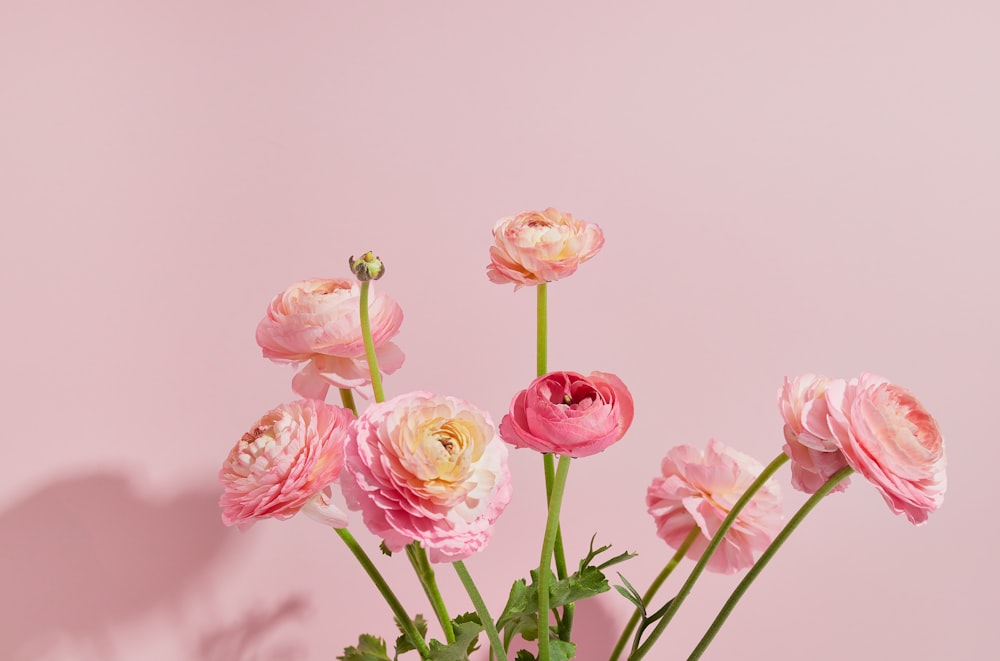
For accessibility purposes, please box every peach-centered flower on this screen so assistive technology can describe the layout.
[255,278,404,399]
[487,208,605,289]
[778,374,851,494]
[219,400,355,530]
[826,373,946,525]
[647,439,783,574]
[342,391,512,562]
[499,371,634,458]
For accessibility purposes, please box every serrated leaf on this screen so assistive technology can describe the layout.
[393,614,428,656]
[514,651,537,661]
[338,634,392,661]
[596,549,638,571]
[427,620,484,660]
[497,566,611,644]
[550,640,577,661]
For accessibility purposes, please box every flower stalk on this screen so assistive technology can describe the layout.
[406,543,455,644]
[453,560,508,661]
[537,454,572,661]
[687,466,854,659]
[610,527,700,661]
[336,528,430,659]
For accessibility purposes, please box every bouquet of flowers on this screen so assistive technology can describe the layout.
[218,209,946,660]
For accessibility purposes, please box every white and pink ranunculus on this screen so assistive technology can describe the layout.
[342,391,512,562]
[255,278,404,399]
[826,373,946,525]
[647,439,783,574]
[487,208,605,289]
[219,399,355,530]
[778,374,851,494]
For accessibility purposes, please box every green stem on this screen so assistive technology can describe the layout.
[406,543,455,644]
[537,455,572,661]
[359,280,385,403]
[686,467,854,660]
[609,527,700,661]
[335,528,430,659]
[536,282,547,377]
[536,282,573,640]
[628,453,790,660]
[453,560,508,661]
[339,388,358,416]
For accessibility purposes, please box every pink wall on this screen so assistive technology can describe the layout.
[2,1,997,659]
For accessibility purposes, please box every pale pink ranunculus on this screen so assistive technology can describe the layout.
[342,391,512,563]
[826,373,946,525]
[255,278,404,399]
[499,371,634,458]
[219,399,355,530]
[778,374,851,494]
[487,208,605,289]
[647,439,784,574]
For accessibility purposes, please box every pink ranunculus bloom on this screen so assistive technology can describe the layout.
[647,439,784,574]
[826,373,946,525]
[255,278,405,399]
[342,392,512,563]
[219,400,355,530]
[487,208,605,289]
[499,371,634,458]
[778,374,851,494]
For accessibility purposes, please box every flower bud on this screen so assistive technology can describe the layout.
[349,251,385,281]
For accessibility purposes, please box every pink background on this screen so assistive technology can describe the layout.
[2,1,997,659]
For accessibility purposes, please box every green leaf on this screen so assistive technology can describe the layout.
[514,651,537,661]
[393,614,428,657]
[614,573,646,616]
[550,640,577,661]
[338,634,392,661]
[379,541,393,556]
[427,618,485,660]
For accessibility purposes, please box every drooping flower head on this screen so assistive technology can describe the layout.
[778,374,851,494]
[342,391,512,562]
[499,371,634,458]
[647,439,783,574]
[255,278,404,399]
[826,373,946,525]
[219,399,355,530]
[487,208,605,289]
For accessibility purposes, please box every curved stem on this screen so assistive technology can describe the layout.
[686,467,854,660]
[359,281,385,403]
[629,453,790,660]
[335,528,429,659]
[339,388,358,416]
[537,455,572,661]
[609,527,700,661]
[453,560,508,661]
[406,543,455,644]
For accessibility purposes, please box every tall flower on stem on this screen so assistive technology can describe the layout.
[500,369,633,661]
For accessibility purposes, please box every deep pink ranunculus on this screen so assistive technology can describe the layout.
[341,391,512,562]
[219,399,355,530]
[826,373,946,525]
[646,439,783,574]
[499,371,634,458]
[255,278,404,399]
[778,374,851,494]
[486,208,605,289]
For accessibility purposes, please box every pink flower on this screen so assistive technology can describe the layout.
[826,373,946,525]
[778,374,851,494]
[499,371,634,458]
[647,439,783,574]
[487,208,605,289]
[219,400,355,530]
[255,278,404,399]
[342,392,512,562]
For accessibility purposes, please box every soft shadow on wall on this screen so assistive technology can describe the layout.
[0,472,235,660]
